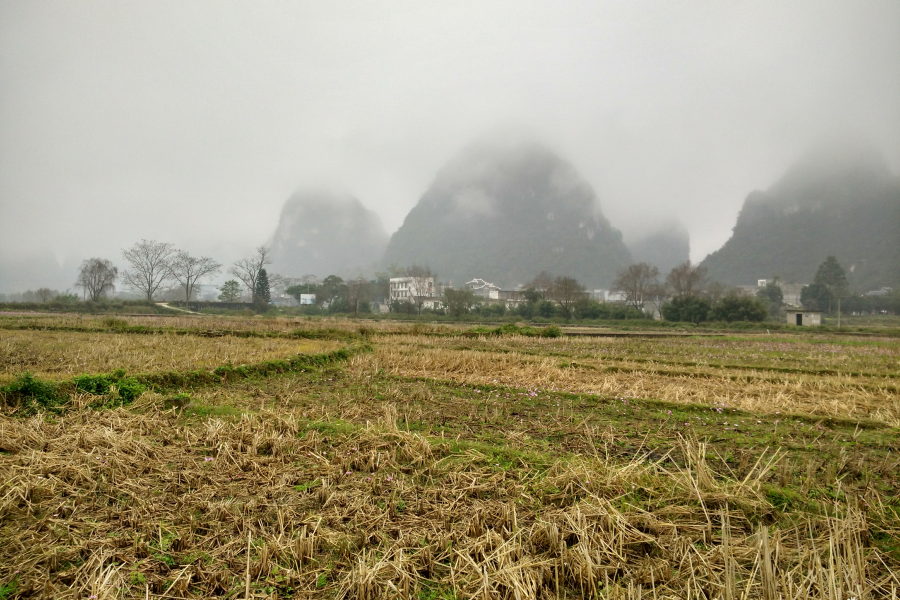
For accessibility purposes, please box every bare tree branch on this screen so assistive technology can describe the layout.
[170,251,222,306]
[229,246,272,301]
[612,263,660,310]
[121,240,175,301]
[345,276,370,317]
[666,261,708,299]
[405,265,436,314]
[548,276,584,319]
[76,258,118,301]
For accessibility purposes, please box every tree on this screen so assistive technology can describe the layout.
[122,240,175,301]
[549,276,584,319]
[370,272,390,306]
[644,282,669,318]
[77,258,118,301]
[709,293,768,322]
[613,263,659,310]
[318,275,345,307]
[230,246,272,302]
[254,268,271,310]
[661,296,711,323]
[756,283,784,317]
[443,288,477,318]
[526,271,554,299]
[35,288,56,303]
[813,256,849,313]
[169,250,222,307]
[536,300,557,318]
[345,276,370,316]
[800,283,831,312]
[704,281,727,305]
[218,280,242,302]
[405,265,436,314]
[666,261,707,299]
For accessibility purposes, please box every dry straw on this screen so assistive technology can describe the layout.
[1,404,896,599]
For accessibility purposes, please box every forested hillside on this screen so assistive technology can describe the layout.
[701,145,900,291]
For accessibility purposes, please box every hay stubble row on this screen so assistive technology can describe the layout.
[366,334,900,426]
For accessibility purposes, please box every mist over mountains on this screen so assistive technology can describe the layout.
[701,143,900,290]
[380,137,632,288]
[269,190,388,279]
[266,136,898,293]
[626,223,691,276]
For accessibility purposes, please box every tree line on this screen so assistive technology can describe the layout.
[612,261,769,323]
[5,244,894,323]
[59,242,281,310]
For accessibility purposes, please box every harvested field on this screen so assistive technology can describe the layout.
[0,315,898,599]
[0,330,340,383]
[364,334,900,426]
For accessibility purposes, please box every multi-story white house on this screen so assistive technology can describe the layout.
[389,276,435,304]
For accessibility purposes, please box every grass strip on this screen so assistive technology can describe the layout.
[0,344,368,414]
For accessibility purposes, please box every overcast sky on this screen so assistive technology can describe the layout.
[1,1,898,292]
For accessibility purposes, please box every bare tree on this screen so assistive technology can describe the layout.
[169,250,222,307]
[230,246,272,302]
[527,270,554,299]
[612,263,660,310]
[405,265,436,314]
[666,261,708,298]
[345,276,371,317]
[35,288,56,303]
[76,258,118,301]
[122,240,175,301]
[644,282,669,318]
[549,276,584,319]
[704,281,727,305]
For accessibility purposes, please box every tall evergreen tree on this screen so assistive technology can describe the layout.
[254,268,271,310]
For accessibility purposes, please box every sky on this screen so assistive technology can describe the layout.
[1,1,899,292]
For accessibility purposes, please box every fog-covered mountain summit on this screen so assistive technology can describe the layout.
[701,142,900,290]
[382,136,632,287]
[626,221,690,275]
[270,189,388,278]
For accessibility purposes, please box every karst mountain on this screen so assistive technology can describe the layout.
[269,189,389,279]
[382,137,632,288]
[701,143,900,290]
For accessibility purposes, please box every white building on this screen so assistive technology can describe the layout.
[466,278,501,299]
[389,276,435,304]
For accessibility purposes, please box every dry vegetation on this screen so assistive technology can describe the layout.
[0,330,339,383]
[364,334,900,427]
[0,314,898,599]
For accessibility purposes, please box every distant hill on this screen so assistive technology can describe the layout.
[627,222,690,275]
[269,190,388,278]
[701,144,900,291]
[382,137,632,288]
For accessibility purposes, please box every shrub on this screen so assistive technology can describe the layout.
[661,296,711,323]
[74,372,145,403]
[709,293,768,322]
[541,325,563,338]
[102,317,129,329]
[1,373,63,411]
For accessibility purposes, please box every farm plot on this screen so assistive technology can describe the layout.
[0,316,898,599]
[365,334,900,426]
[0,329,340,383]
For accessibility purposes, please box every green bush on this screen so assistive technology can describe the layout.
[1,372,64,411]
[709,293,768,322]
[661,296,712,323]
[74,372,145,403]
[541,325,562,338]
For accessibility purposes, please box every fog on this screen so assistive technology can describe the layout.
[1,1,898,292]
